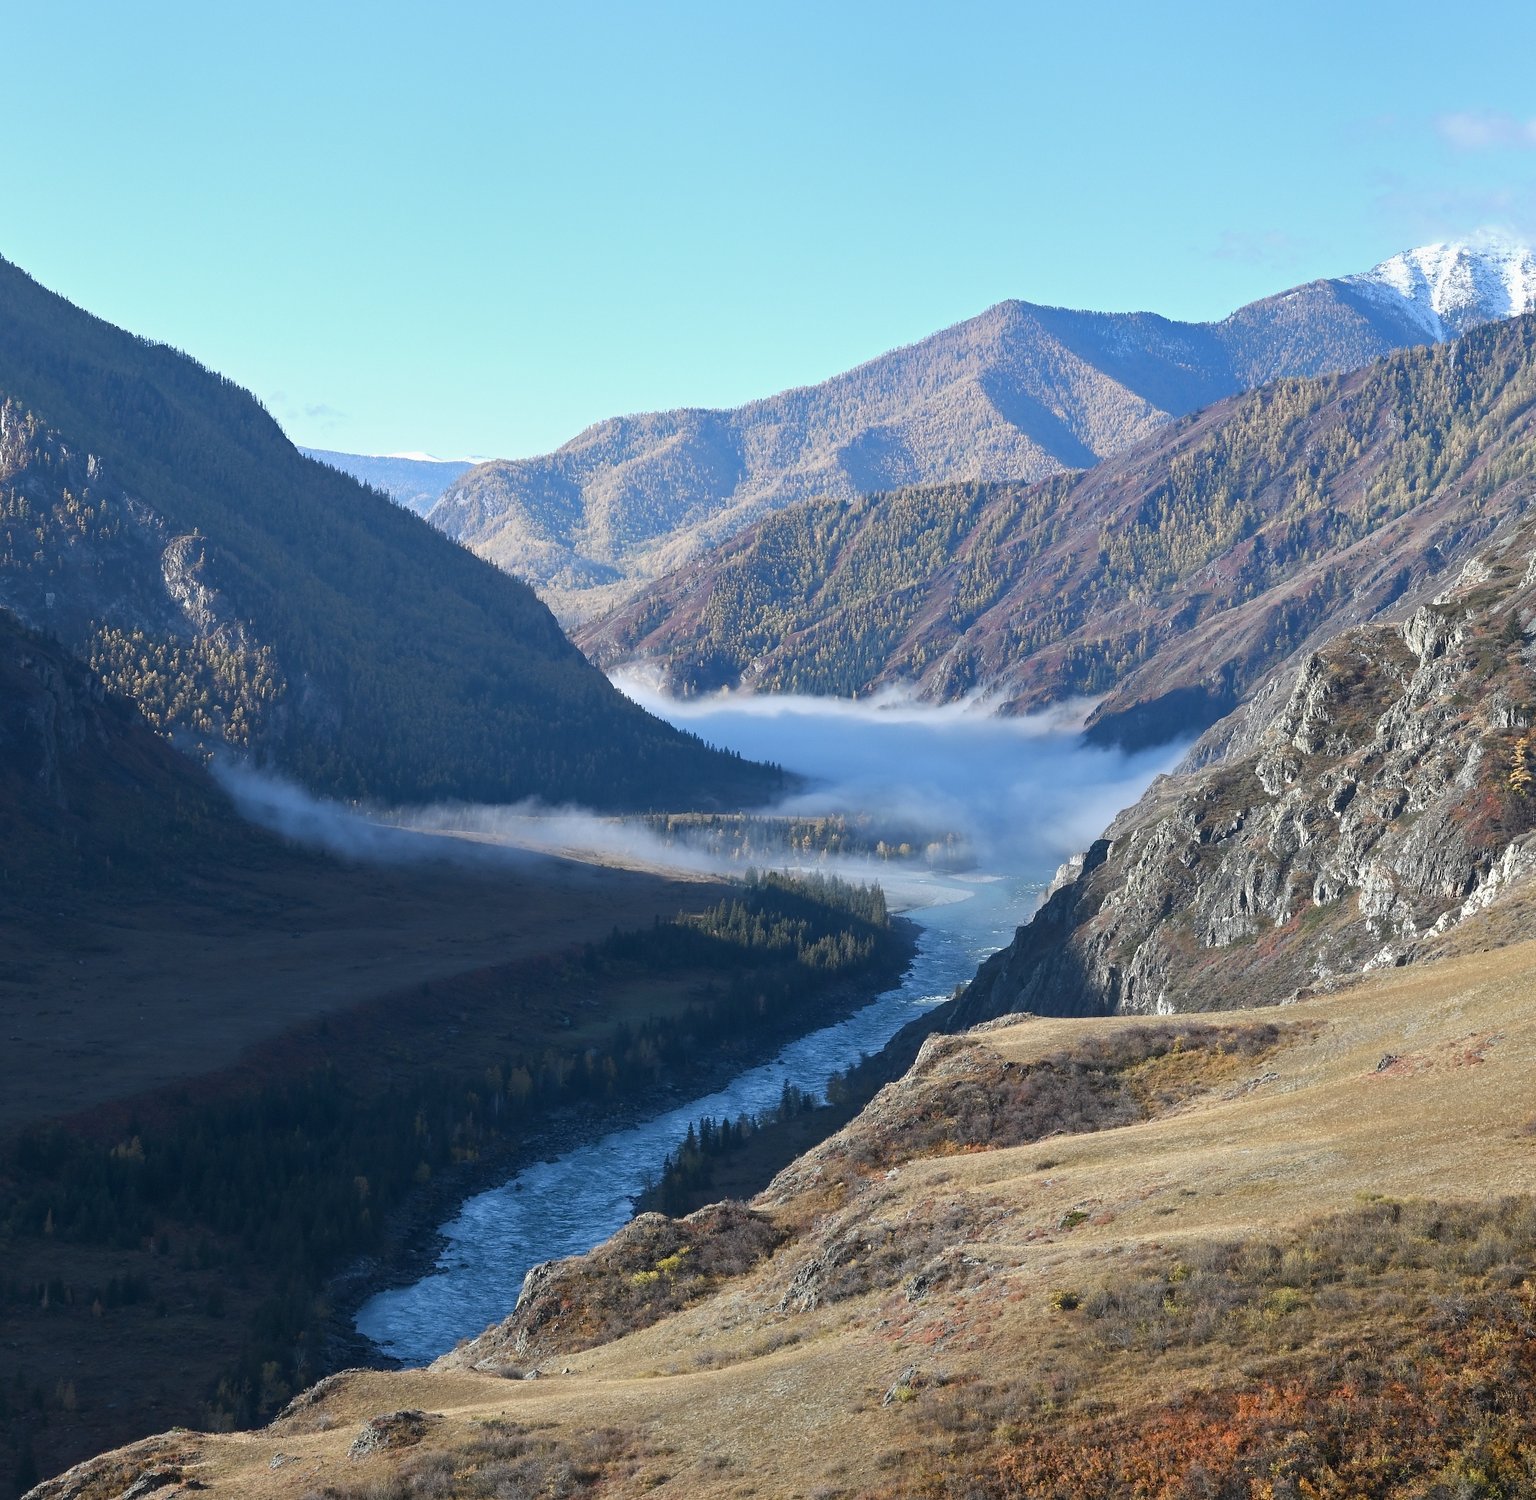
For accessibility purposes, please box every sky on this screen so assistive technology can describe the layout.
[4,0,1536,460]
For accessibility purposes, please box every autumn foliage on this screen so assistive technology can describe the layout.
[881,1198,1536,1500]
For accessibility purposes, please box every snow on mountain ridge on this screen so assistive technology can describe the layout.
[1345,237,1536,341]
[384,450,491,464]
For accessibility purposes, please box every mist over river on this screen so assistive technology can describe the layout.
[355,692,1180,1365]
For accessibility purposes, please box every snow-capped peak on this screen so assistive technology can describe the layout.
[1345,235,1536,341]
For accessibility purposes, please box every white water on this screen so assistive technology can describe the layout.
[354,694,1180,1365]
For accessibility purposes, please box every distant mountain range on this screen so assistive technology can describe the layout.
[418,238,1536,620]
[299,448,477,515]
[582,310,1536,747]
[0,256,781,810]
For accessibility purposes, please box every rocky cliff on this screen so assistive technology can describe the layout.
[959,527,1536,1022]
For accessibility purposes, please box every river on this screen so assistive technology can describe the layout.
[354,693,1178,1365]
[355,869,1040,1364]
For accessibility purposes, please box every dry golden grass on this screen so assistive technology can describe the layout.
[38,935,1536,1499]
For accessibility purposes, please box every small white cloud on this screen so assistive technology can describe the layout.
[1436,111,1536,151]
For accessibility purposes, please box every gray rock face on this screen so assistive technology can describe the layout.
[960,525,1536,1021]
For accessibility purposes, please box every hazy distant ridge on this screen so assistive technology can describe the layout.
[300,448,475,515]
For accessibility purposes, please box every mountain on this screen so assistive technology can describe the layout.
[298,448,475,515]
[0,256,782,810]
[431,238,1536,621]
[583,312,1536,747]
[1345,237,1536,340]
[0,605,268,906]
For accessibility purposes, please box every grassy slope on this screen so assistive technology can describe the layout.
[49,923,1536,1498]
[0,256,780,810]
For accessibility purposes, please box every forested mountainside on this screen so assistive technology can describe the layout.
[584,314,1536,748]
[0,606,283,905]
[299,449,473,516]
[956,519,1536,1024]
[431,242,1531,621]
[0,257,780,809]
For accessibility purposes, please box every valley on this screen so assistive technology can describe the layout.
[49,929,1536,1498]
[1,644,1169,1493]
[354,870,1042,1368]
[8,138,1536,1500]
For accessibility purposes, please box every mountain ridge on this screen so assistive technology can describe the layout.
[431,240,1531,620]
[581,313,1536,752]
[298,448,475,515]
[0,254,781,810]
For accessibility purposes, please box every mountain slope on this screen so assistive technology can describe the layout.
[434,240,1533,620]
[0,605,266,905]
[299,448,474,515]
[583,313,1536,746]
[0,256,781,809]
[954,517,1536,1026]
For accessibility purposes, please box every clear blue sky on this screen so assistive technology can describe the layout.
[5,0,1535,459]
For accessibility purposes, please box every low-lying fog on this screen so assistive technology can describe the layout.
[218,682,1183,899]
[619,678,1183,878]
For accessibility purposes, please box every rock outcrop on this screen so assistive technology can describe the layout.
[961,524,1536,1020]
[433,1201,784,1372]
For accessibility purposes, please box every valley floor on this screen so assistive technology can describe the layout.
[1,846,720,1134]
[3,845,917,1495]
[44,929,1536,1498]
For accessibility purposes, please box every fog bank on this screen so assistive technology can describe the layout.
[616,678,1185,876]
[216,687,1184,894]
